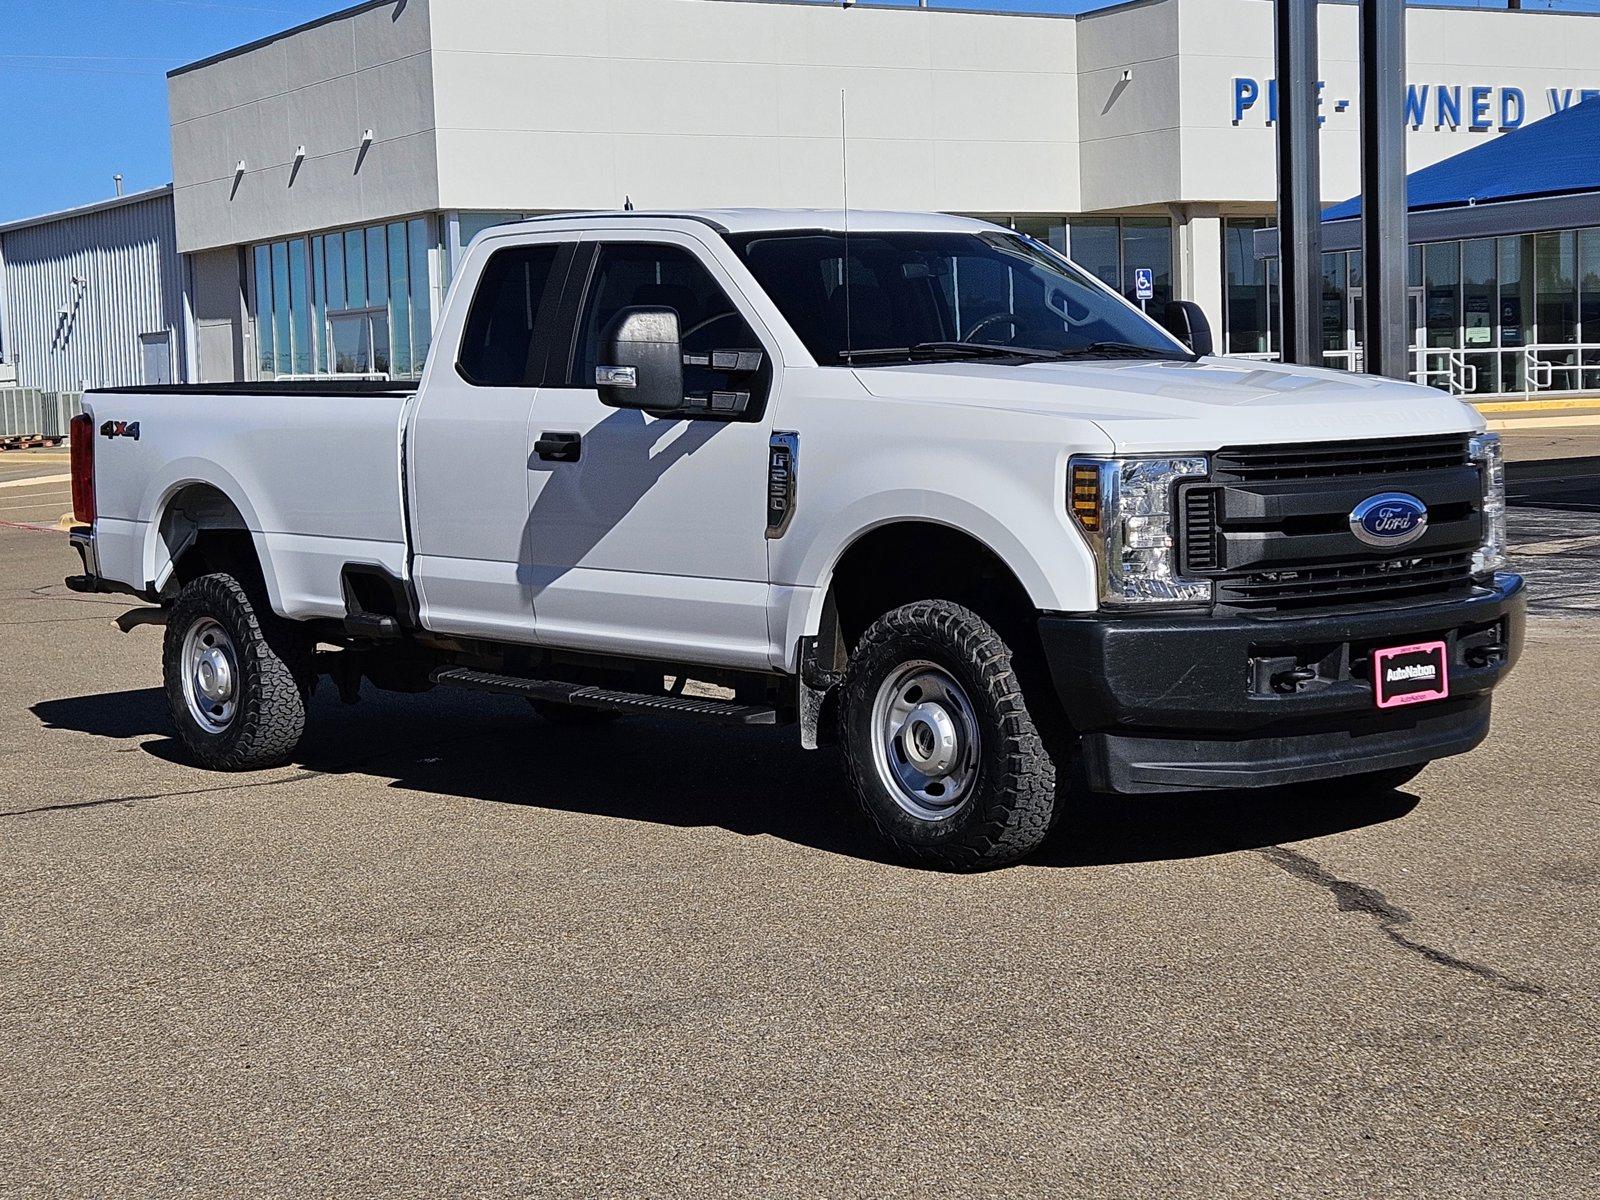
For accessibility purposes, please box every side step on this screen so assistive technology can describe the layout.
[431,667,779,725]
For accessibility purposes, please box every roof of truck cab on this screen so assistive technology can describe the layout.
[494,209,1001,236]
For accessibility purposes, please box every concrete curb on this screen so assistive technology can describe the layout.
[1488,414,1600,432]
[1473,397,1600,415]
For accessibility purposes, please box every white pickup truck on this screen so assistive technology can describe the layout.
[67,210,1523,870]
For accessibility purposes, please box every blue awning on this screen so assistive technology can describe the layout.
[1323,99,1600,220]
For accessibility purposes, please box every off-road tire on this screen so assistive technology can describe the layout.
[527,698,619,726]
[839,600,1057,871]
[163,572,312,771]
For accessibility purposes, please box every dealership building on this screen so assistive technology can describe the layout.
[2,0,1600,397]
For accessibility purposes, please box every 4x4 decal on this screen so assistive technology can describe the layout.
[99,420,140,441]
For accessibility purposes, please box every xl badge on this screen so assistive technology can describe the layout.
[1349,492,1428,548]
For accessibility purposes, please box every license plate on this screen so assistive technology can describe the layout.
[1372,640,1450,709]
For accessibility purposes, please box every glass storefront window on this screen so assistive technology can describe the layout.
[1462,239,1496,348]
[251,217,439,381]
[1263,226,1600,395]
[1580,229,1600,388]
[270,241,292,377]
[253,244,273,376]
[1120,217,1172,308]
[1424,242,1460,350]
[459,211,525,247]
[1068,218,1119,292]
[345,229,367,309]
[387,222,411,378]
[1460,238,1497,394]
[1064,216,1173,308]
[1536,231,1578,345]
[312,238,329,374]
[1320,251,1348,364]
[1012,218,1069,257]
[288,238,312,376]
[1224,217,1272,355]
[408,218,434,370]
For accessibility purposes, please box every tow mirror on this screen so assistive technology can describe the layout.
[596,306,684,412]
[1162,300,1214,358]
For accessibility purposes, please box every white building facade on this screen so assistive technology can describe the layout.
[11,0,1600,392]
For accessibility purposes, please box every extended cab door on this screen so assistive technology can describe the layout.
[408,233,574,640]
[523,231,780,668]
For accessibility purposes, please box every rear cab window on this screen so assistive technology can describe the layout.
[456,244,566,387]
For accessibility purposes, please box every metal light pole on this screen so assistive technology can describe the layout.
[1360,0,1410,379]
[1274,0,1322,366]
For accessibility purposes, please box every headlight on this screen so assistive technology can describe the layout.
[1469,431,1507,576]
[1069,455,1212,606]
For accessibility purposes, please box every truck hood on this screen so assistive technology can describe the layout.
[852,356,1484,453]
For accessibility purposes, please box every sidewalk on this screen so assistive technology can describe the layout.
[1473,395,1600,433]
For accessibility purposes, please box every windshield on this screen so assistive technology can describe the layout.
[724,229,1191,365]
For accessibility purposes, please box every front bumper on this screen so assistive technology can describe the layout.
[1039,573,1525,793]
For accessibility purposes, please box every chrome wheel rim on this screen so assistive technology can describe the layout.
[181,617,239,735]
[870,660,981,821]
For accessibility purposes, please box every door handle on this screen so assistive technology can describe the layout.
[534,431,582,463]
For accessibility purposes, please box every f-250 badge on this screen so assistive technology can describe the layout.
[767,432,798,539]
[99,420,140,441]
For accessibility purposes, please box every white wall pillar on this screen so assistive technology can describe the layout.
[1174,205,1224,336]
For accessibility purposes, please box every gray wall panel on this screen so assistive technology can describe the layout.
[0,190,184,392]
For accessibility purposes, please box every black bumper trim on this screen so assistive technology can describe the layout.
[1084,697,1491,794]
[1040,573,1524,793]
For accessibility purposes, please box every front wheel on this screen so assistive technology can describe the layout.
[839,601,1057,871]
[163,573,312,771]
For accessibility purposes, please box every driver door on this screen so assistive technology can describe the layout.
[523,232,780,669]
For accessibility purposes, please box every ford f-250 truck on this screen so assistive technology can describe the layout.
[66,210,1523,870]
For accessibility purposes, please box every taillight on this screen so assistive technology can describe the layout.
[70,413,95,525]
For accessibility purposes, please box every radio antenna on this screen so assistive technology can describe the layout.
[840,88,853,362]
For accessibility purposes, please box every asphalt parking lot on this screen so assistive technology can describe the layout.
[3,439,1598,1197]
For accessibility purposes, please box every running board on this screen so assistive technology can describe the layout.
[431,667,779,725]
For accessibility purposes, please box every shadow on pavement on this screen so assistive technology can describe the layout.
[1507,455,1600,514]
[32,684,1418,870]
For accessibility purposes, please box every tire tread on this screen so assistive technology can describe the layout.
[840,600,1056,871]
[163,573,311,771]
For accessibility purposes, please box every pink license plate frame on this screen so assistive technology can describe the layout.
[1372,640,1451,709]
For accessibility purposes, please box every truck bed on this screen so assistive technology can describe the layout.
[85,383,416,620]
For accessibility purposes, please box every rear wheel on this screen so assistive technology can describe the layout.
[163,573,312,771]
[839,600,1056,871]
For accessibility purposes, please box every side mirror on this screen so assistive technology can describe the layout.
[1162,300,1214,357]
[596,306,684,412]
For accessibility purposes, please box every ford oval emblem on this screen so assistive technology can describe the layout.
[1350,492,1429,548]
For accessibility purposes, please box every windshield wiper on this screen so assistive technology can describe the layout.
[1050,341,1197,362]
[840,342,1062,365]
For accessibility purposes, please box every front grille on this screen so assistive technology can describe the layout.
[1213,551,1476,611]
[1183,488,1220,571]
[1211,434,1470,483]
[1184,435,1481,612]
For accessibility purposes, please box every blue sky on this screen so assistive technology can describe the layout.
[2,0,1598,224]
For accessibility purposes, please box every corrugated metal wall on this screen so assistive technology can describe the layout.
[0,190,184,392]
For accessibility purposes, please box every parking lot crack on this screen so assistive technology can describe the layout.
[1258,845,1545,998]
